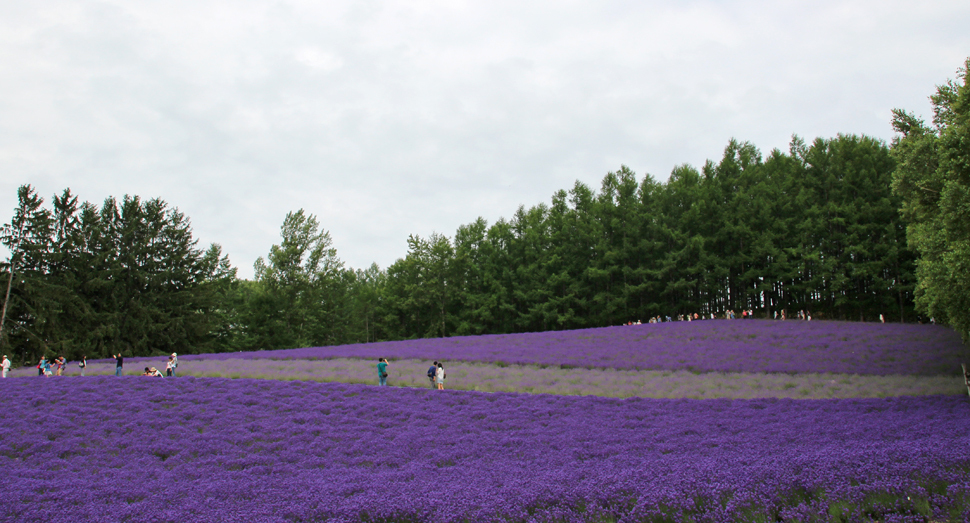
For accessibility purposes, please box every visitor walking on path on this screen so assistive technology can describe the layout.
[436,363,445,390]
[113,353,124,376]
[427,361,438,388]
[78,355,86,376]
[377,358,388,386]
[1,355,9,378]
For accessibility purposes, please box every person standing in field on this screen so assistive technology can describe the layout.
[1,355,9,378]
[427,361,438,388]
[54,355,66,376]
[170,353,178,376]
[113,353,124,376]
[166,355,174,377]
[377,358,388,386]
[436,362,445,390]
[78,355,86,376]
[37,356,45,377]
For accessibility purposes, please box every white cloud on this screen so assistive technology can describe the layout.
[1,0,968,277]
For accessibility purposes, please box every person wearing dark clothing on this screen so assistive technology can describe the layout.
[114,353,124,377]
[427,361,438,388]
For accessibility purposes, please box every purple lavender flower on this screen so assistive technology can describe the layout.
[1,377,968,522]
[168,320,964,376]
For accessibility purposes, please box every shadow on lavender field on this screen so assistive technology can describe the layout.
[30,357,965,399]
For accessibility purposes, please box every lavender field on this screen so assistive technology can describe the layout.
[164,320,966,376]
[2,377,969,523]
[4,321,969,522]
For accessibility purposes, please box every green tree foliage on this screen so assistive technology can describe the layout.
[891,58,970,344]
[1,124,922,356]
[381,233,456,339]
[371,134,914,340]
[0,187,234,364]
[238,210,346,351]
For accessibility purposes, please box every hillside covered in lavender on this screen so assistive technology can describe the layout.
[175,319,965,376]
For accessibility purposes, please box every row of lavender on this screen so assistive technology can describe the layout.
[157,320,965,376]
[3,377,969,522]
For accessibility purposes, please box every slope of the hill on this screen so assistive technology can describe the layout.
[177,320,965,376]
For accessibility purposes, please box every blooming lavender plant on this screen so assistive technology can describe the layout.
[162,320,964,376]
[1,377,968,522]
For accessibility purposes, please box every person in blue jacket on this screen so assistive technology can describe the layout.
[427,361,438,388]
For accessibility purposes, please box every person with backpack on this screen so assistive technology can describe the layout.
[435,362,446,390]
[427,361,438,388]
[377,358,388,386]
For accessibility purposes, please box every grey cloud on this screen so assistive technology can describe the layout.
[1,0,968,277]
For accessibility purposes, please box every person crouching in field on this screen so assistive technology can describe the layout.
[377,358,388,386]
[427,361,438,388]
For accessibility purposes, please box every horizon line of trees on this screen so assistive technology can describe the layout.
[3,58,968,363]
[0,134,919,363]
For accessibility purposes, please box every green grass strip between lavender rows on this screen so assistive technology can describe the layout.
[13,358,965,399]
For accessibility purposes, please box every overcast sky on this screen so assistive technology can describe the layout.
[1,1,968,278]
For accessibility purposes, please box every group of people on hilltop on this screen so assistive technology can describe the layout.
[33,355,67,377]
[376,358,447,390]
[132,353,179,377]
[0,352,179,378]
[113,352,178,377]
[624,310,759,325]
[772,309,812,321]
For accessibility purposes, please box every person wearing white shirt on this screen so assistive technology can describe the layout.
[435,363,445,390]
[1,355,10,378]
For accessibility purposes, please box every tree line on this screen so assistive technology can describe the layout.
[3,59,968,363]
[0,188,234,365]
